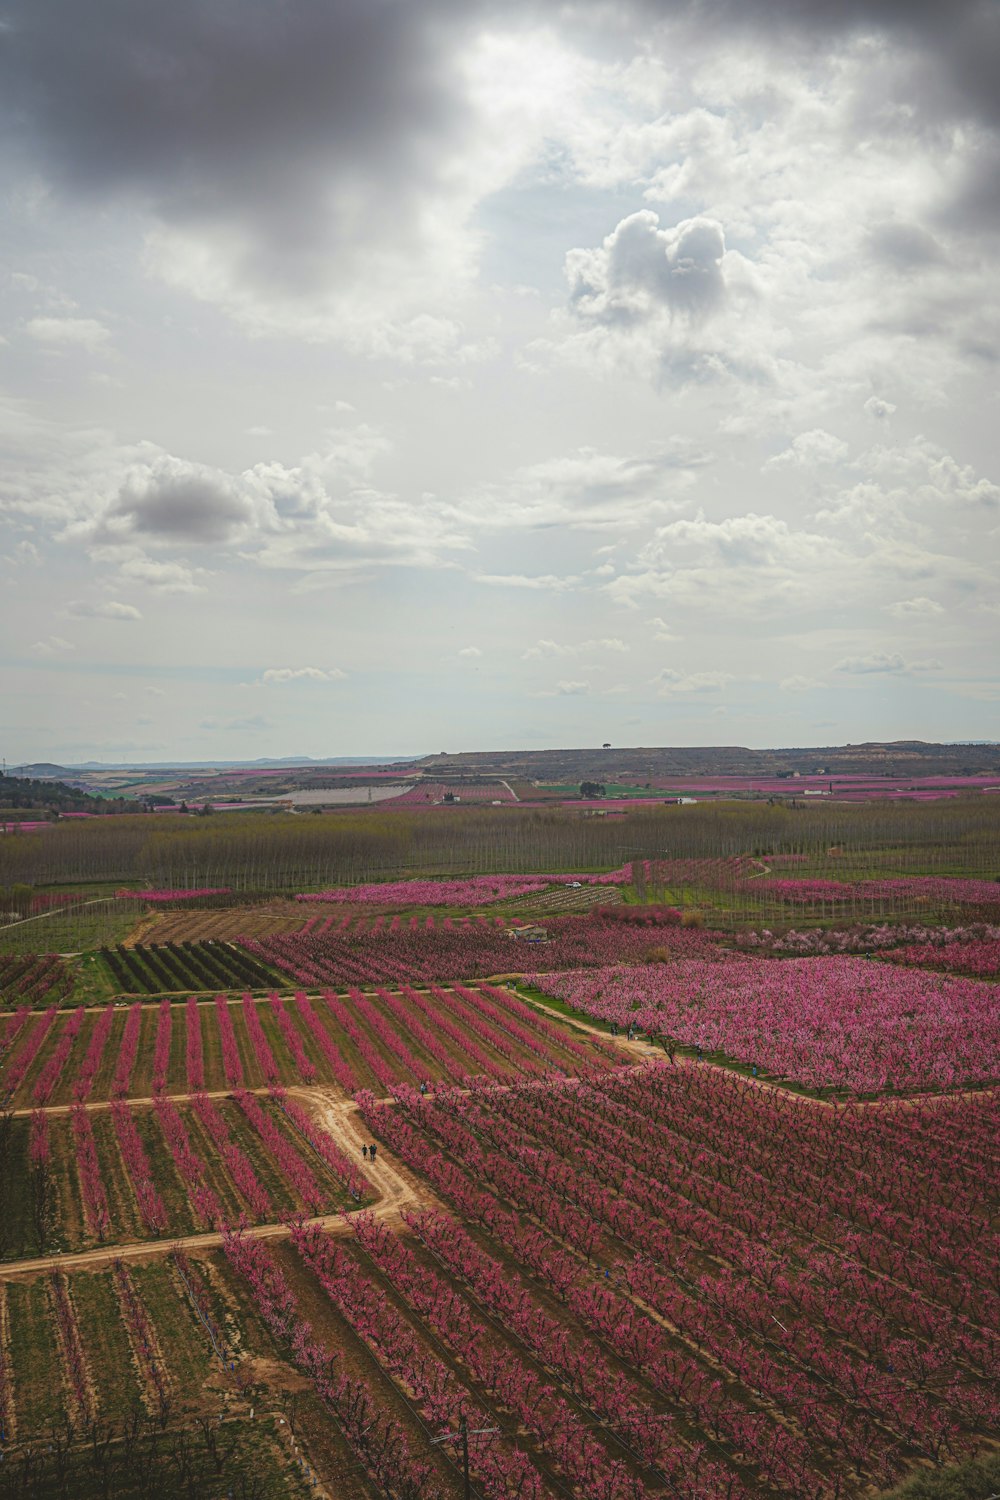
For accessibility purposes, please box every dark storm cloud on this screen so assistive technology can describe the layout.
[643,0,1000,128]
[0,0,482,293]
[866,222,946,270]
[2,0,999,296]
[107,458,254,544]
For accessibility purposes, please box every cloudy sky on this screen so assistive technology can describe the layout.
[2,0,998,763]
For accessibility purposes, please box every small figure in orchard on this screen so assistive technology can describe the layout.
[369,1143,378,1163]
[362,1144,368,1160]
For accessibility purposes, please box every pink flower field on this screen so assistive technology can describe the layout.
[294,868,630,906]
[242,905,717,988]
[528,956,1000,1094]
[736,921,1000,959]
[884,938,1000,980]
[759,875,1000,910]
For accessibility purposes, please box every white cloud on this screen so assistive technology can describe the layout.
[567,211,728,326]
[921,451,1000,510]
[780,675,822,692]
[765,429,849,469]
[65,599,141,620]
[607,512,845,617]
[884,596,945,618]
[521,637,627,660]
[461,444,708,534]
[258,667,347,684]
[26,316,111,352]
[458,646,482,658]
[655,668,734,695]
[534,679,591,697]
[834,652,942,675]
[864,396,897,420]
[4,540,41,567]
[117,555,210,594]
[32,635,75,654]
[474,573,578,591]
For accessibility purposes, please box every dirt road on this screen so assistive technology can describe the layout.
[0,1088,434,1279]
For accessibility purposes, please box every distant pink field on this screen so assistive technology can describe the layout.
[531,956,1000,1093]
[295,868,630,906]
[636,774,1000,799]
[764,876,1000,906]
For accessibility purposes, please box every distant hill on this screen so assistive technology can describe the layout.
[415,741,1000,780]
[63,755,418,771]
[0,775,130,816]
[9,763,73,778]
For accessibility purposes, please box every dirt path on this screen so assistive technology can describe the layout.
[0,1089,437,1279]
[11,1085,273,1119]
[292,1086,437,1229]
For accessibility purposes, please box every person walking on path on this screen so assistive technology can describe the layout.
[362,1144,368,1160]
[369,1143,378,1163]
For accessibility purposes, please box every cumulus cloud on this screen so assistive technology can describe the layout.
[842,439,1000,522]
[864,395,897,420]
[567,211,727,326]
[4,540,41,567]
[765,430,849,469]
[605,509,857,618]
[65,599,141,620]
[116,555,210,593]
[522,637,627,659]
[458,646,482,658]
[780,675,822,692]
[921,451,1000,509]
[533,679,590,697]
[460,443,709,534]
[257,667,347,684]
[884,596,944,618]
[655,668,733,694]
[32,635,75,654]
[834,652,941,674]
[44,425,471,579]
[474,573,578,591]
[644,513,829,571]
[26,316,110,351]
[102,456,256,545]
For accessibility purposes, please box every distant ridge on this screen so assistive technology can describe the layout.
[415,741,1000,779]
[9,742,1000,783]
[11,756,420,775]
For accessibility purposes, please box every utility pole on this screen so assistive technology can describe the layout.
[431,1416,498,1500]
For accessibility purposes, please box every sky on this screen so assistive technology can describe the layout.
[1,0,998,764]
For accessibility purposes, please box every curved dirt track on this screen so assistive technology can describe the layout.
[0,1087,435,1279]
[3,1003,992,1278]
